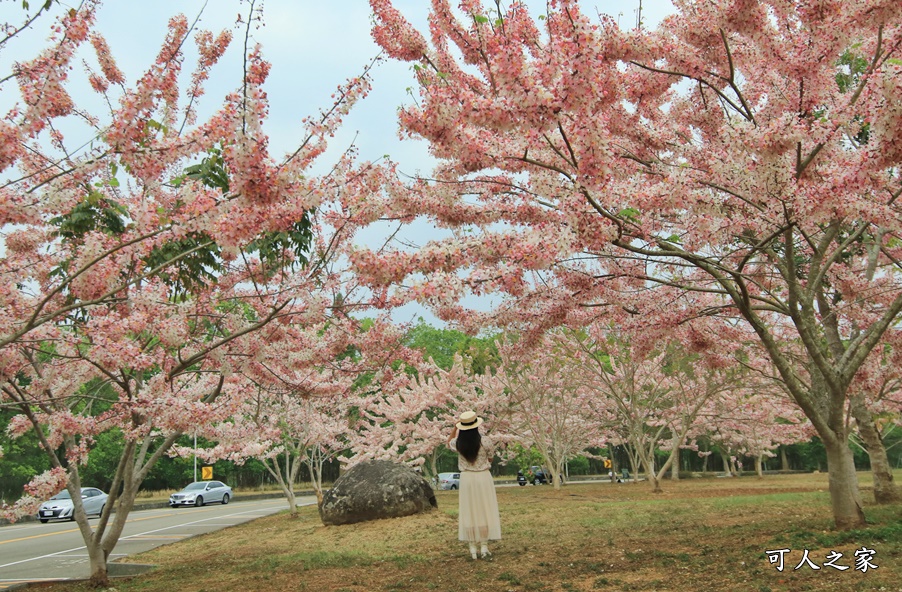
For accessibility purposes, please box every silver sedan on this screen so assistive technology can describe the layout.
[37,487,108,523]
[169,481,232,507]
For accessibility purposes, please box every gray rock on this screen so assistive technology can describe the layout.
[319,460,437,526]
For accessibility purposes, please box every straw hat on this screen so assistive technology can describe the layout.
[456,411,483,431]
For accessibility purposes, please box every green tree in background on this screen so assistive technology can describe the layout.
[404,319,499,374]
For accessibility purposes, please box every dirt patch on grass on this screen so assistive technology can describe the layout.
[38,474,902,592]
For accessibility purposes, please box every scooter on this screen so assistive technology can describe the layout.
[516,470,527,486]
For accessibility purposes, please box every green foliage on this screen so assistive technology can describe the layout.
[784,438,829,471]
[181,145,316,278]
[246,216,315,272]
[20,0,55,11]
[0,410,51,502]
[50,192,129,240]
[568,455,591,475]
[793,436,876,472]
[80,430,126,492]
[835,50,871,144]
[144,232,223,298]
[404,321,469,370]
[71,377,119,416]
[509,443,545,472]
[835,50,869,93]
[184,147,230,192]
[49,145,316,301]
[618,207,641,223]
[403,319,499,373]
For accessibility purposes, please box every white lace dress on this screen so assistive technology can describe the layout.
[449,435,501,542]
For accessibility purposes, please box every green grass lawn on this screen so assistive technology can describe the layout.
[45,472,902,592]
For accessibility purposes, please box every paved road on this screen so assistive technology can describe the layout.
[0,497,313,589]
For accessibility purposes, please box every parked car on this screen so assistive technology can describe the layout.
[38,487,108,523]
[169,481,232,507]
[435,472,461,490]
[529,466,559,485]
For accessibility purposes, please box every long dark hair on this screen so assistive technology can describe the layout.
[456,428,481,463]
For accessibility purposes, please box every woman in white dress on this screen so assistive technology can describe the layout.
[447,411,501,559]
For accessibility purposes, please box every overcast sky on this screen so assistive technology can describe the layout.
[1,0,675,326]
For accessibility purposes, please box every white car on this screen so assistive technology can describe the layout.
[38,487,108,523]
[169,481,232,507]
[436,472,460,490]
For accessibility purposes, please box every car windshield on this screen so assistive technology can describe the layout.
[49,490,72,500]
[183,482,208,491]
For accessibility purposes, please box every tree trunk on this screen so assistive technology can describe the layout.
[641,451,662,493]
[429,450,439,482]
[822,436,867,530]
[286,489,298,515]
[851,397,902,503]
[265,452,302,515]
[755,455,763,479]
[720,452,731,476]
[79,497,111,587]
[671,447,680,481]
[780,446,790,471]
[648,472,662,493]
[88,470,144,588]
[625,444,639,483]
[88,551,110,588]
[546,452,565,490]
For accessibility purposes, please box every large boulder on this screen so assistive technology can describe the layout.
[319,460,437,526]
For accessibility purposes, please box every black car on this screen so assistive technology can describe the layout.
[528,466,556,485]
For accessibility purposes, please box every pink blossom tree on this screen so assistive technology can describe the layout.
[482,335,602,490]
[363,0,902,529]
[196,387,351,512]
[204,317,419,509]
[0,2,382,585]
[847,331,902,502]
[349,351,512,476]
[698,387,812,478]
[560,322,749,492]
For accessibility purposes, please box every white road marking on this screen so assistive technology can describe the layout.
[0,500,307,572]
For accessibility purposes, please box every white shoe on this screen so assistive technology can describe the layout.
[469,543,478,559]
[480,544,491,558]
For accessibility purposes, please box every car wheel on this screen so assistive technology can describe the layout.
[533,478,541,486]
[195,496,204,507]
[222,493,230,505]
[519,482,526,486]
[98,504,105,518]
[451,484,457,490]
[40,518,49,523]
